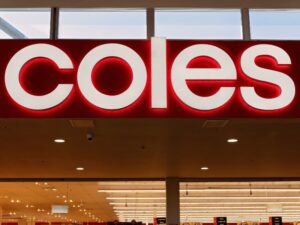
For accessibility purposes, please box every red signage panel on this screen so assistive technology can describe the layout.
[0,38,300,117]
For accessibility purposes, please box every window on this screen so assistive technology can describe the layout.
[58,9,147,39]
[0,8,51,39]
[250,9,300,40]
[155,9,242,39]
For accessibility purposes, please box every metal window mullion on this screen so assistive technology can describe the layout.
[50,7,59,39]
[241,8,251,40]
[147,8,155,39]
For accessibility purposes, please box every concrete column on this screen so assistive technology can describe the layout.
[166,178,179,225]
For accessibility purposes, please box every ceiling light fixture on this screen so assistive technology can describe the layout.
[76,167,85,171]
[97,188,300,194]
[200,166,209,171]
[181,188,300,192]
[107,197,165,200]
[180,201,300,205]
[109,202,166,205]
[113,206,265,210]
[114,206,165,209]
[54,139,65,143]
[98,189,164,193]
[181,196,300,200]
[227,138,238,143]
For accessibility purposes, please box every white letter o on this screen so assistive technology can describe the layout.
[77,44,147,110]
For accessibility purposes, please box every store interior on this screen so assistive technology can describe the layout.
[1,181,300,224]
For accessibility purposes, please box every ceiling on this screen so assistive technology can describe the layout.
[0,119,299,179]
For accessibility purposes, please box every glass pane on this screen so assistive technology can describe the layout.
[155,9,242,39]
[59,9,147,39]
[0,8,51,39]
[0,29,10,38]
[250,10,300,40]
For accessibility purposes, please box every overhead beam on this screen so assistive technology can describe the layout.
[0,17,26,38]
[0,0,300,8]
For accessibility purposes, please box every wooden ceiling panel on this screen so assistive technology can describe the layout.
[0,119,298,179]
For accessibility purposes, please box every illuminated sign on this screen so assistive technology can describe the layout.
[51,205,69,214]
[214,217,227,225]
[0,38,299,117]
[269,217,282,225]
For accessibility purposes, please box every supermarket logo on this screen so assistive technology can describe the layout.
[0,38,298,117]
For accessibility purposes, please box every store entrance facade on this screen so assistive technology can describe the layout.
[0,0,300,225]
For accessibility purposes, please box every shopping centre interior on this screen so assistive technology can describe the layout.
[2,181,300,224]
[1,0,300,225]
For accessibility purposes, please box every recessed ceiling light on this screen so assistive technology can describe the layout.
[227,138,238,143]
[107,197,165,200]
[201,166,209,171]
[97,189,164,193]
[76,167,84,171]
[54,139,65,143]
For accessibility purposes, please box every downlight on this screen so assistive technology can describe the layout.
[54,139,65,143]
[76,167,85,171]
[227,138,238,143]
[200,166,209,171]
